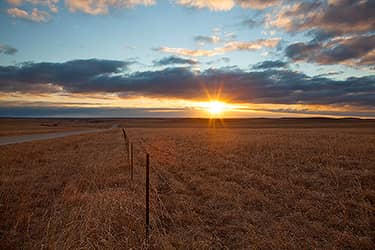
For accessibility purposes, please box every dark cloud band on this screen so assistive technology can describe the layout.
[153,56,197,66]
[0,59,374,107]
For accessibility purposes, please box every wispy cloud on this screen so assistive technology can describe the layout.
[65,0,155,15]
[156,47,218,57]
[153,56,198,66]
[176,0,281,11]
[235,0,281,10]
[156,38,281,57]
[176,0,234,11]
[194,35,221,45]
[240,17,259,28]
[0,44,18,55]
[6,0,23,5]
[7,7,51,22]
[6,0,284,15]
[7,0,59,13]
[223,38,280,51]
[206,57,230,65]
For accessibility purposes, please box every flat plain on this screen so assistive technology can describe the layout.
[0,118,374,249]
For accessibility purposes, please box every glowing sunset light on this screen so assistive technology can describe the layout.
[207,101,226,115]
[198,100,233,117]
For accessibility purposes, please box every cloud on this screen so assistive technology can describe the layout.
[194,35,221,45]
[0,59,131,93]
[156,47,217,57]
[153,56,198,66]
[65,0,155,15]
[240,17,259,28]
[223,38,280,51]
[285,42,320,61]
[267,1,375,68]
[5,0,282,14]
[252,60,287,69]
[1,59,374,108]
[6,0,23,5]
[315,71,344,77]
[7,0,59,13]
[206,57,230,65]
[156,38,281,57]
[235,0,281,10]
[176,0,234,11]
[0,44,18,55]
[285,34,375,66]
[7,7,51,22]
[267,0,375,35]
[175,0,281,11]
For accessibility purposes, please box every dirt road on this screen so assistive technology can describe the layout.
[0,124,119,146]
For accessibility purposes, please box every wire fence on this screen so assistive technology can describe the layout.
[121,128,152,242]
[121,128,183,240]
[120,127,227,247]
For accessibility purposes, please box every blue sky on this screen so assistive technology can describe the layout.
[0,0,374,117]
[1,1,278,67]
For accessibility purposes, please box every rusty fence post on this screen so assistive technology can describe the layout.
[122,128,130,164]
[145,153,150,239]
[122,128,127,142]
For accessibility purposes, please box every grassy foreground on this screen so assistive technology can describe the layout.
[0,122,374,249]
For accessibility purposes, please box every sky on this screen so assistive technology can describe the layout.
[0,0,374,118]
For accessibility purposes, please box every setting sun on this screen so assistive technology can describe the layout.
[195,100,243,118]
[200,100,229,117]
[207,101,225,114]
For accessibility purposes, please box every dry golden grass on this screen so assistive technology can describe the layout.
[0,119,374,249]
[0,130,149,249]
[127,127,375,249]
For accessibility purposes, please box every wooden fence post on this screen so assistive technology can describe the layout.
[145,153,150,238]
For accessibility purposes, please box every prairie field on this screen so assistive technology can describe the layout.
[0,118,374,249]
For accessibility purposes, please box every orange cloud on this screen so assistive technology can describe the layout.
[222,38,280,51]
[176,0,280,11]
[65,0,155,15]
[6,0,23,5]
[157,38,281,57]
[176,0,234,11]
[157,47,218,57]
[7,7,51,22]
[235,0,280,10]
[7,0,59,13]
